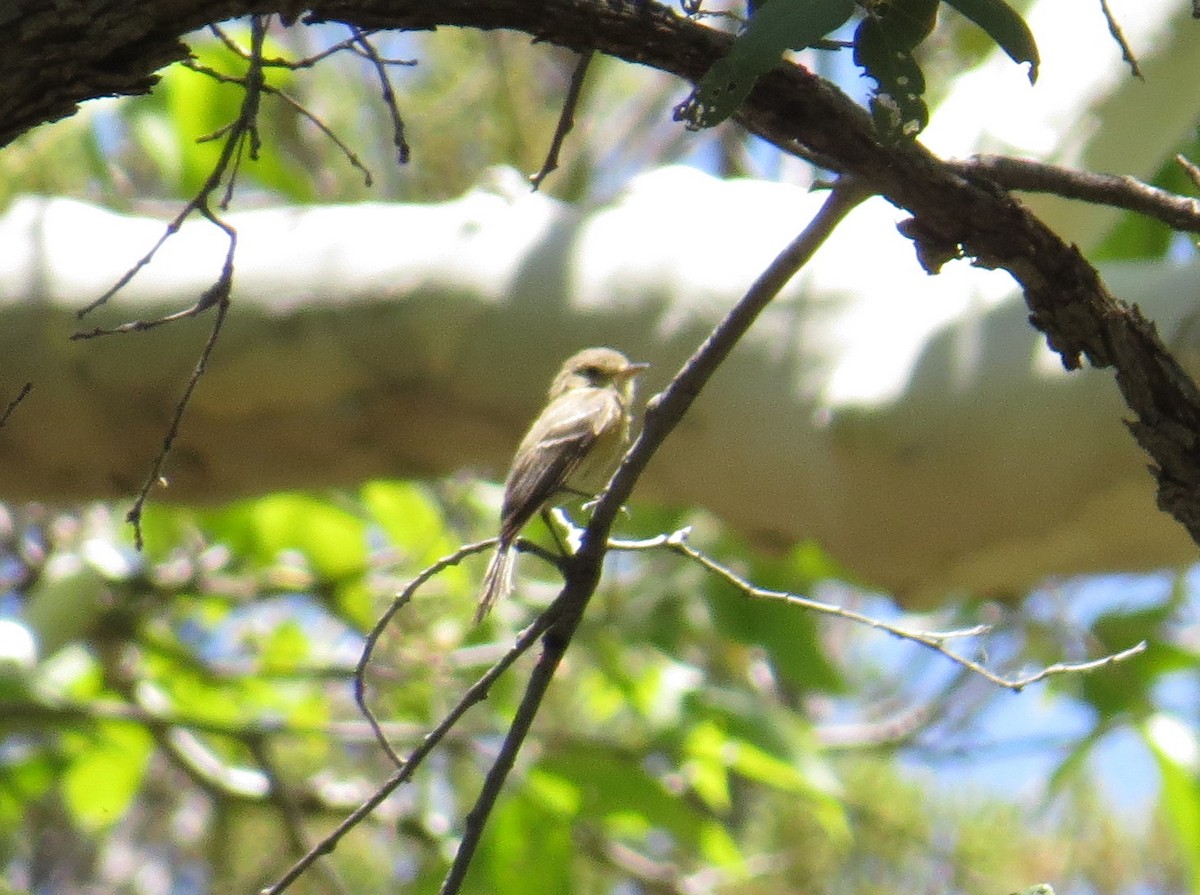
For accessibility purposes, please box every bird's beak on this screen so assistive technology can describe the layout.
[621,361,651,379]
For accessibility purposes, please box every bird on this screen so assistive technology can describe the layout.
[475,347,649,622]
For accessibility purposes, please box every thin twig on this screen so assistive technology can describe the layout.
[183,59,374,186]
[264,609,560,895]
[75,204,196,319]
[218,17,268,208]
[354,538,496,766]
[613,527,1147,693]
[248,737,352,895]
[355,538,566,766]
[1177,154,1200,193]
[211,23,417,70]
[529,50,593,191]
[949,155,1200,232]
[1098,0,1143,80]
[349,26,411,165]
[78,17,267,323]
[70,215,233,338]
[0,382,31,428]
[438,589,584,895]
[124,257,233,551]
[74,18,281,546]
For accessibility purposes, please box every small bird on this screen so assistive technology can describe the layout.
[475,347,649,623]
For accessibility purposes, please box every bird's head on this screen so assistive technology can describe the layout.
[550,347,649,401]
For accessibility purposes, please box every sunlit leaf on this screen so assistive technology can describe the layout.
[853,0,938,139]
[482,791,573,895]
[61,723,154,832]
[261,618,311,669]
[361,480,452,561]
[684,722,733,811]
[1143,714,1200,891]
[527,767,583,816]
[201,493,368,581]
[678,0,857,129]
[943,0,1039,81]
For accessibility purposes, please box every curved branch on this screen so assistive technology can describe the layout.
[948,155,1200,231]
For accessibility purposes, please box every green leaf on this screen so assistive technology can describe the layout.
[678,0,857,129]
[684,721,733,811]
[61,723,154,832]
[261,618,311,669]
[202,493,368,581]
[699,820,746,873]
[703,574,843,693]
[943,0,1039,82]
[0,752,56,827]
[361,481,453,561]
[482,790,574,895]
[853,0,938,139]
[539,743,710,846]
[1079,600,1188,719]
[1143,714,1200,891]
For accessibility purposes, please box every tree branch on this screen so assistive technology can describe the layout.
[611,528,1147,693]
[948,155,1200,231]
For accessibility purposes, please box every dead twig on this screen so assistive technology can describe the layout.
[950,155,1200,232]
[529,50,593,191]
[1099,0,1143,80]
[349,26,411,165]
[0,382,31,428]
[611,527,1147,693]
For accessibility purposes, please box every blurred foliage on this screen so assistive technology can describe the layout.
[0,485,1189,894]
[0,24,705,210]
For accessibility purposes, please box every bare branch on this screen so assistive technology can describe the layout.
[354,538,495,766]
[119,223,233,550]
[265,607,559,895]
[0,382,31,429]
[949,155,1200,232]
[1098,0,1143,80]
[613,527,1147,693]
[182,58,375,187]
[71,18,282,546]
[349,26,411,165]
[1178,154,1200,193]
[529,50,593,191]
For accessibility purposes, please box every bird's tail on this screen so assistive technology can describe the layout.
[475,542,516,623]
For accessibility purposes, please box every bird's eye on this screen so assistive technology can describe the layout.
[580,365,603,381]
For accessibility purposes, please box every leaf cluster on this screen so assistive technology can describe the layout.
[678,0,1038,141]
[0,488,1186,893]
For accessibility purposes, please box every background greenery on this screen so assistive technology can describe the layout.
[1,8,1197,895]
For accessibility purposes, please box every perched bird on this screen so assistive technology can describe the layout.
[475,347,649,622]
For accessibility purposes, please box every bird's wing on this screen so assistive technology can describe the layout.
[499,389,619,542]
